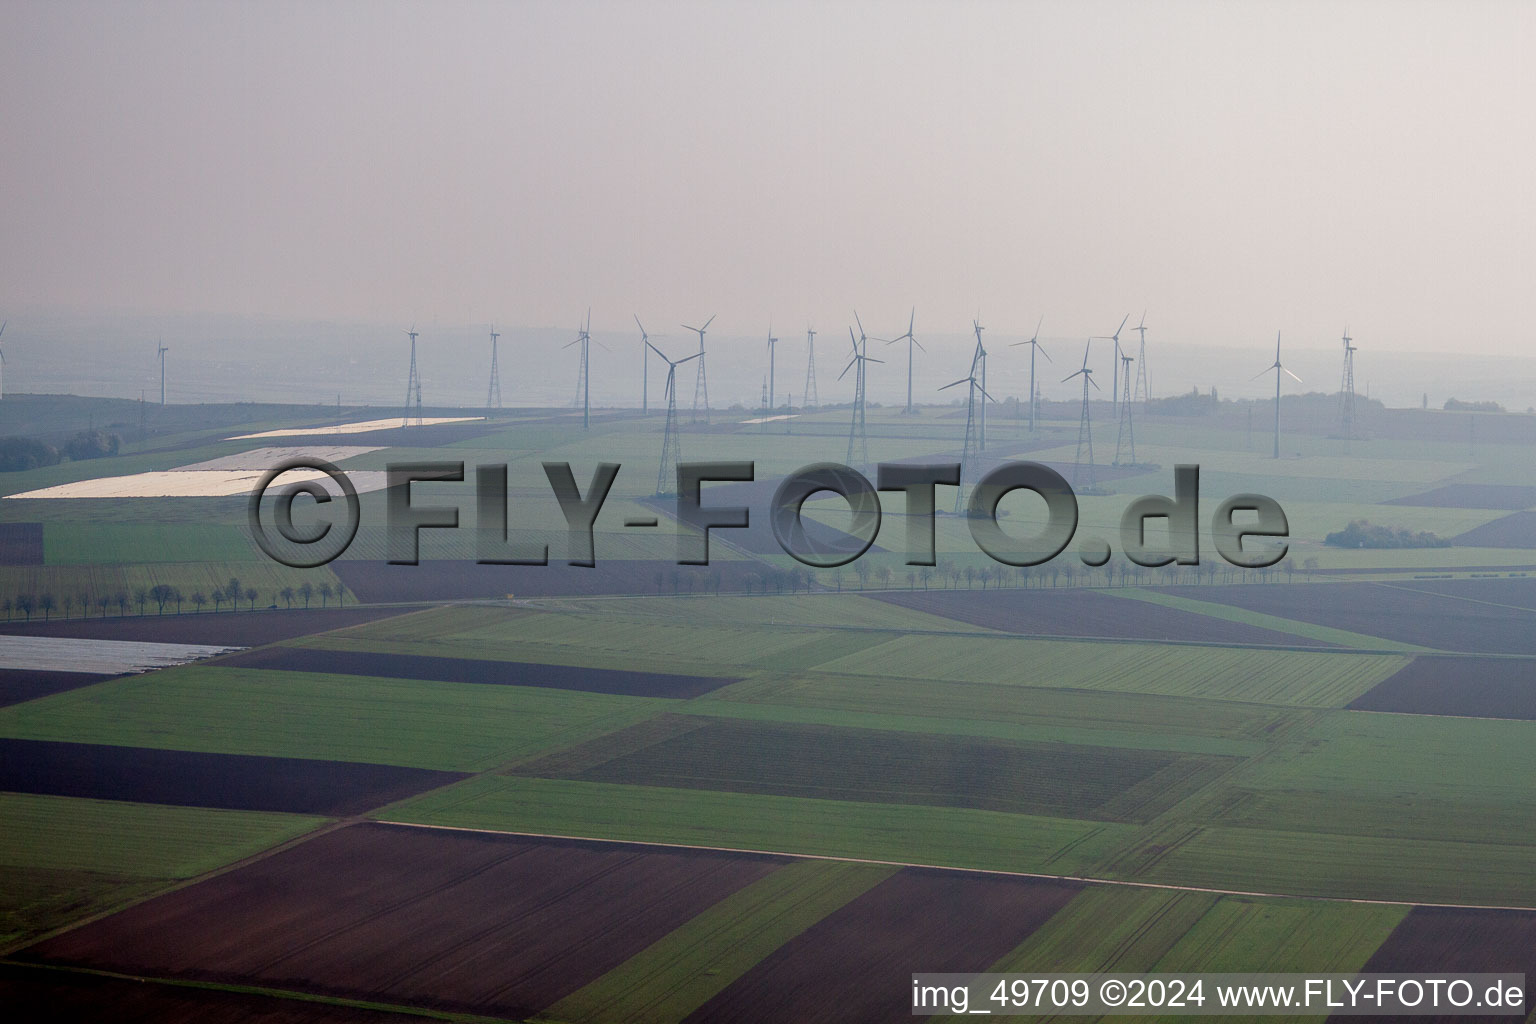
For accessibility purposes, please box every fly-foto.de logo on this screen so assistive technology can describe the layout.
[249,460,1287,571]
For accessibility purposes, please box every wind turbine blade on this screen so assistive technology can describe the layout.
[838,357,857,381]
[977,384,1000,403]
[634,314,647,337]
[1138,309,1147,329]
[1284,368,1303,383]
[0,321,6,339]
[938,378,969,391]
[562,338,581,349]
[912,337,926,352]
[1088,375,1101,391]
[1113,313,1129,340]
[1038,344,1052,363]
[853,310,864,338]
[1276,330,1282,361]
[676,351,701,365]
[1063,369,1084,383]
[702,314,715,330]
[865,356,884,364]
[593,338,611,352]
[681,324,698,333]
[646,340,669,361]
[1250,367,1274,382]
[1033,314,1043,340]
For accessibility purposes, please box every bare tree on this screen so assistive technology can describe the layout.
[299,581,313,608]
[279,586,294,609]
[245,585,258,610]
[192,591,206,613]
[39,592,56,620]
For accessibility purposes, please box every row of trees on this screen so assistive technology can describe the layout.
[0,430,123,472]
[1,576,347,621]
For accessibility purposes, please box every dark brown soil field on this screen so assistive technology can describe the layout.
[0,667,116,707]
[514,714,1236,822]
[0,522,44,565]
[1384,484,1536,510]
[1342,907,1536,1024]
[1389,576,1536,610]
[214,646,738,698]
[873,587,1330,646]
[686,867,1083,1024]
[1452,510,1536,548]
[0,963,429,1024]
[332,558,769,600]
[24,823,786,1020]
[1162,581,1536,654]
[1347,656,1536,720]
[0,738,463,815]
[0,605,420,645]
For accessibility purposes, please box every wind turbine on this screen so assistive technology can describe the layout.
[1114,351,1136,465]
[563,310,605,430]
[647,340,700,496]
[766,320,779,412]
[682,314,716,423]
[1252,330,1302,459]
[486,326,503,409]
[1131,311,1150,405]
[803,326,819,408]
[939,358,998,513]
[1063,340,1101,490]
[840,324,883,471]
[1091,314,1129,423]
[884,308,923,415]
[1009,315,1051,432]
[972,317,989,450]
[401,327,422,427]
[157,341,168,406]
[1338,327,1357,443]
[634,315,651,415]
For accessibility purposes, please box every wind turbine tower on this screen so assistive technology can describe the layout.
[1009,316,1051,432]
[766,321,779,411]
[564,310,594,429]
[885,309,922,415]
[972,319,989,450]
[840,324,882,471]
[1064,340,1101,490]
[1338,328,1358,442]
[682,314,715,423]
[1091,315,1129,423]
[939,357,996,513]
[486,326,503,409]
[1252,331,1302,459]
[803,326,819,408]
[1114,351,1136,465]
[157,341,168,406]
[0,321,7,401]
[648,341,700,496]
[402,328,423,427]
[634,316,651,415]
[1132,311,1150,405]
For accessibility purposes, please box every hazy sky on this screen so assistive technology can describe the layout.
[3,0,1533,355]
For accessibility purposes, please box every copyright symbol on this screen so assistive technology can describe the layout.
[248,458,360,568]
[1100,979,1126,1007]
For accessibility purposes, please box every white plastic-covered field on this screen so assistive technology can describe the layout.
[230,416,484,439]
[0,635,241,674]
[6,468,390,499]
[175,445,383,471]
[5,445,390,499]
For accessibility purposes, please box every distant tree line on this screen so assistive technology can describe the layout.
[1443,398,1504,413]
[1324,519,1451,549]
[0,430,123,472]
[660,555,1315,597]
[1,576,346,620]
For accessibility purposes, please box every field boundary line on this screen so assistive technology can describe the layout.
[370,819,1536,913]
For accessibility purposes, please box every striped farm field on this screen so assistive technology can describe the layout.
[810,633,1409,707]
[43,522,260,565]
[381,775,1137,877]
[511,713,1241,822]
[0,666,672,772]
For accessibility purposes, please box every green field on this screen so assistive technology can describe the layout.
[0,794,322,949]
